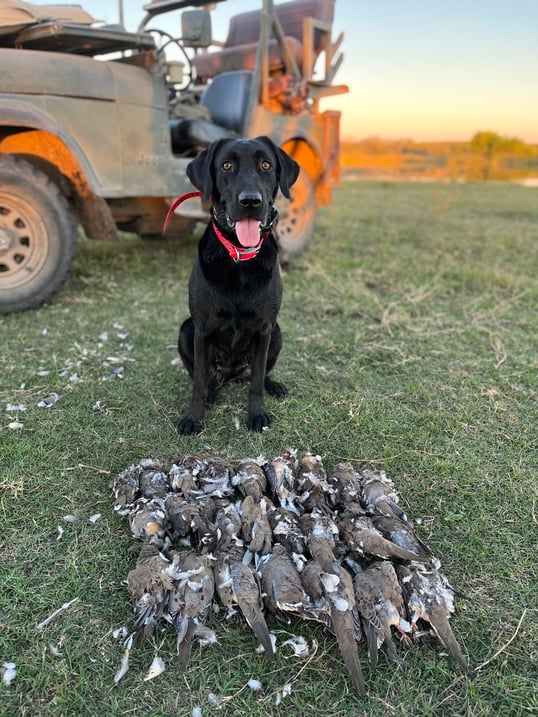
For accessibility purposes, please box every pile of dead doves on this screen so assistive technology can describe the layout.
[112,450,473,697]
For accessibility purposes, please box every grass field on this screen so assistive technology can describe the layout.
[1,179,536,716]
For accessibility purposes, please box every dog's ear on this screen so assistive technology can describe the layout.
[257,136,300,199]
[186,140,227,200]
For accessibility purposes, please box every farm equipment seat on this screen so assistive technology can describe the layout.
[169,70,252,154]
[191,0,335,80]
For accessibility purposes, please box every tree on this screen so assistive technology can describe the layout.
[470,131,535,180]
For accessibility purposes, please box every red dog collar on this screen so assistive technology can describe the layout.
[163,191,202,233]
[163,191,277,263]
[211,218,268,262]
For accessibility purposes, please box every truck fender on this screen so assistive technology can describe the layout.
[0,101,117,240]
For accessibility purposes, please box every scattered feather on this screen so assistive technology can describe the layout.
[275,683,292,705]
[6,404,26,412]
[56,526,64,541]
[92,401,108,412]
[143,655,166,681]
[8,421,24,430]
[113,649,130,684]
[37,393,59,408]
[63,514,78,523]
[88,513,102,524]
[192,708,203,717]
[247,678,262,691]
[36,597,79,630]
[207,693,223,710]
[112,626,129,641]
[1,662,16,686]
[281,635,310,658]
[103,366,124,381]
[105,356,125,364]
[49,643,63,658]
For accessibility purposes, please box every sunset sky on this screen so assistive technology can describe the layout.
[89,0,538,143]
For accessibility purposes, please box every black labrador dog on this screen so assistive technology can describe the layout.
[177,136,300,435]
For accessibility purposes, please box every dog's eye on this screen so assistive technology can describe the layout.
[261,160,272,171]
[222,161,233,171]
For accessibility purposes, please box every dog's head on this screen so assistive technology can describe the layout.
[187,136,300,248]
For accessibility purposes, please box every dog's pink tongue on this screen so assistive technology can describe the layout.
[235,217,261,247]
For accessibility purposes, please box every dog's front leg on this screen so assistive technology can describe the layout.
[247,331,272,431]
[178,331,209,435]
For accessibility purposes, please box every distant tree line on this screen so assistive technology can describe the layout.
[470,131,536,180]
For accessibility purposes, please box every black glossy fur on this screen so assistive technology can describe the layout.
[177,136,300,435]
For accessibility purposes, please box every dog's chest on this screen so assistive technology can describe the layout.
[214,305,264,342]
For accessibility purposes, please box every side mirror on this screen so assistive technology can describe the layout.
[181,10,212,48]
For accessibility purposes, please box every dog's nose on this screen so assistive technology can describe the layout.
[238,191,262,208]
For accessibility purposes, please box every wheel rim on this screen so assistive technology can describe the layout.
[275,170,317,256]
[0,192,49,290]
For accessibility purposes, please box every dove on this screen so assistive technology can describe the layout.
[112,464,141,514]
[397,563,473,675]
[115,451,469,694]
[338,511,427,563]
[258,544,323,625]
[268,506,306,555]
[359,468,409,523]
[127,542,177,638]
[352,560,409,669]
[241,495,273,558]
[328,463,362,510]
[371,515,434,564]
[263,450,299,513]
[165,551,216,671]
[138,459,170,499]
[300,511,340,572]
[214,551,275,658]
[301,559,366,697]
[129,498,167,542]
[164,493,213,546]
[232,460,267,501]
[168,454,203,496]
[296,453,335,514]
[213,501,243,551]
[196,456,235,498]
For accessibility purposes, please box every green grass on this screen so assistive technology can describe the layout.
[1,180,537,716]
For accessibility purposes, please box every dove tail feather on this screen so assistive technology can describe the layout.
[383,629,406,667]
[339,638,366,696]
[241,603,274,658]
[430,613,472,675]
[365,624,378,670]
[333,615,366,696]
[177,620,195,672]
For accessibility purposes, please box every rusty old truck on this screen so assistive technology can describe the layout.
[0,0,347,313]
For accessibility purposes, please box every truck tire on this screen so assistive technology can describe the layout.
[275,169,317,258]
[0,154,77,314]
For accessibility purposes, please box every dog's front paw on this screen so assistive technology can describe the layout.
[247,409,272,432]
[265,378,288,398]
[178,415,203,435]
